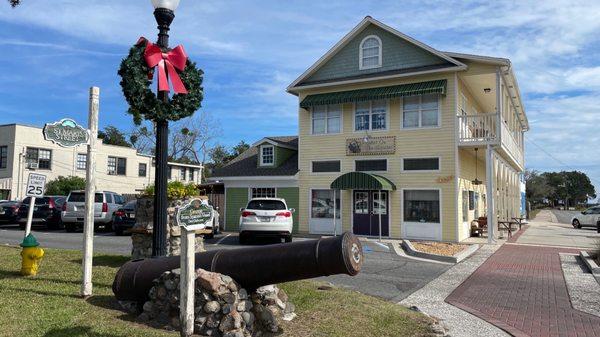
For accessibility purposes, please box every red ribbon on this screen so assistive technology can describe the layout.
[138,37,188,94]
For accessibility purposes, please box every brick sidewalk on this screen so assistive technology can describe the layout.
[446,244,600,337]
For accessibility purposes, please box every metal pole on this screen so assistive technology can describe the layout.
[180,228,195,336]
[24,196,35,237]
[333,189,337,236]
[82,86,99,297]
[378,190,382,242]
[151,7,174,257]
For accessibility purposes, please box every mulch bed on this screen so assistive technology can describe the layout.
[411,241,468,257]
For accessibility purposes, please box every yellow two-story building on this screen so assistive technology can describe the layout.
[287,16,528,242]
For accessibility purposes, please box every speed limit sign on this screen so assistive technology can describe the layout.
[26,173,47,197]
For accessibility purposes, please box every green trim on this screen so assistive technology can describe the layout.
[330,172,396,190]
[300,79,446,109]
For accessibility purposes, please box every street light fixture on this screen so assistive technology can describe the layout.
[150,0,180,257]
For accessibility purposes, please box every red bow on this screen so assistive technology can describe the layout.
[139,37,188,94]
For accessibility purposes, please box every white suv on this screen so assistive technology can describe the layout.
[239,198,294,244]
[62,190,124,232]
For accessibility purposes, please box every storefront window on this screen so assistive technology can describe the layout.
[311,189,340,219]
[403,189,440,223]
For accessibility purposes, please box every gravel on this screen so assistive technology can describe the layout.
[399,244,509,337]
[560,253,600,316]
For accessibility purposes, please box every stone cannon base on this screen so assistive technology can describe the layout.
[118,268,295,337]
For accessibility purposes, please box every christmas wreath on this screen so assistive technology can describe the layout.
[118,37,204,125]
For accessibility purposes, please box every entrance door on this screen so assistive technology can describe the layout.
[353,190,389,236]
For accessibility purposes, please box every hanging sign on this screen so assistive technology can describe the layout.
[43,118,90,148]
[176,198,214,231]
[346,136,396,156]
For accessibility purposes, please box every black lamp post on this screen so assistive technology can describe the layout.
[150,0,180,257]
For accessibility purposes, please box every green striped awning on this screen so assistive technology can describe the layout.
[300,79,446,109]
[330,172,396,191]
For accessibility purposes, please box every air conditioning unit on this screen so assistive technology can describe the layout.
[28,162,39,170]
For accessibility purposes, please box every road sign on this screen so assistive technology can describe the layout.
[176,198,214,231]
[26,173,46,198]
[43,118,89,148]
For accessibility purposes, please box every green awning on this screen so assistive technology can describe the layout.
[330,172,396,191]
[300,79,446,109]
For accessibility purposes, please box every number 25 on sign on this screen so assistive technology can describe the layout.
[24,173,47,237]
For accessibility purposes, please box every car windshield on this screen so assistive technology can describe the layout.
[123,200,136,209]
[246,200,286,211]
[68,192,103,203]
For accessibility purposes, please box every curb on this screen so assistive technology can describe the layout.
[402,240,479,264]
[580,251,600,275]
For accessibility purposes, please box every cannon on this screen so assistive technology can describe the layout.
[113,232,364,302]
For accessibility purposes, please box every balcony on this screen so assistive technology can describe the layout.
[458,113,524,170]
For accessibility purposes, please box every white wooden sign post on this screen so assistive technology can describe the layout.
[24,173,47,237]
[82,86,99,297]
[176,198,214,337]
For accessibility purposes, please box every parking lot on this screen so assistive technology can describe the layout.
[0,222,450,302]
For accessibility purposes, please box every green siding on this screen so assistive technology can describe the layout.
[304,24,450,84]
[225,187,248,231]
[277,187,300,233]
[275,147,295,167]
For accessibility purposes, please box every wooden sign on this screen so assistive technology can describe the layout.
[436,175,454,183]
[43,118,89,148]
[346,136,396,156]
[176,198,214,231]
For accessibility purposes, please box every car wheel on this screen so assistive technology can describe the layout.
[114,227,124,236]
[239,233,249,245]
[284,234,293,243]
[205,228,215,240]
[19,223,25,230]
[65,223,76,233]
[572,219,582,229]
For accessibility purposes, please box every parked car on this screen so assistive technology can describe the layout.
[62,190,124,232]
[238,198,294,244]
[17,196,66,229]
[113,199,137,236]
[0,201,21,223]
[571,206,600,229]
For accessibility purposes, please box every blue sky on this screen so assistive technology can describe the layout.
[1,0,599,193]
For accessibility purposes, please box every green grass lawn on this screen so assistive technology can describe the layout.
[0,245,435,337]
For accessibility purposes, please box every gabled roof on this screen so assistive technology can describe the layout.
[287,16,466,93]
[212,136,298,178]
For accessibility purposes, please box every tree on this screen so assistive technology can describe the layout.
[98,126,132,147]
[45,176,86,196]
[232,141,250,157]
[8,0,21,7]
[525,170,554,204]
[208,145,231,169]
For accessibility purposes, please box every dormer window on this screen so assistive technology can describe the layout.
[359,35,382,70]
[260,145,274,166]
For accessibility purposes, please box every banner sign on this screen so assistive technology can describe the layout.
[43,118,89,148]
[346,136,396,156]
[176,198,214,231]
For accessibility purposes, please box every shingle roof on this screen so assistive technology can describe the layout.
[212,136,298,177]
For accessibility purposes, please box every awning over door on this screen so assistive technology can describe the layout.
[330,172,396,191]
[300,79,447,109]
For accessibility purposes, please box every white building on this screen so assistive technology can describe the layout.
[0,124,203,200]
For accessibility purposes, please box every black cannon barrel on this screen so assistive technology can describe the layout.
[113,232,363,302]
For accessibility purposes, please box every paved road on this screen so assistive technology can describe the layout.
[518,210,600,249]
[0,223,449,302]
[549,209,580,224]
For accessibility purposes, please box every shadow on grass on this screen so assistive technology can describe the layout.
[70,255,130,268]
[0,269,113,289]
[0,269,21,280]
[1,284,81,298]
[43,325,124,337]
[86,295,140,323]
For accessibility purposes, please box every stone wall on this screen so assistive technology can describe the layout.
[131,197,204,259]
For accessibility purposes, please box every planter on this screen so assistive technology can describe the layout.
[131,197,205,259]
[402,239,479,264]
[579,251,600,275]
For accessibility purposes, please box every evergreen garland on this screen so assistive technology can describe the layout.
[118,40,204,125]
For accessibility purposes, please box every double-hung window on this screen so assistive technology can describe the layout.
[138,163,147,177]
[0,146,7,169]
[403,94,440,128]
[260,145,274,165]
[312,105,341,134]
[359,36,382,70]
[180,167,186,180]
[355,100,387,131]
[26,147,52,169]
[76,153,87,170]
[108,157,126,175]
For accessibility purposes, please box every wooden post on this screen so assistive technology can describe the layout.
[81,86,99,297]
[378,190,382,242]
[332,189,337,236]
[180,228,195,336]
[486,144,496,244]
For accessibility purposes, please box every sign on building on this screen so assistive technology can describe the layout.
[176,198,214,231]
[43,118,90,148]
[346,136,396,156]
[25,173,46,198]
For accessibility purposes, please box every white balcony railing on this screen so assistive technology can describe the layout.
[457,113,498,144]
[500,122,524,168]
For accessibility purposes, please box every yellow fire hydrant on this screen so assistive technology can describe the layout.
[20,234,44,276]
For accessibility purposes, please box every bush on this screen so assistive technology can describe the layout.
[142,181,198,200]
[45,176,86,196]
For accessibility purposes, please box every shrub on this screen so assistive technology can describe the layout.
[45,176,86,196]
[142,181,198,200]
